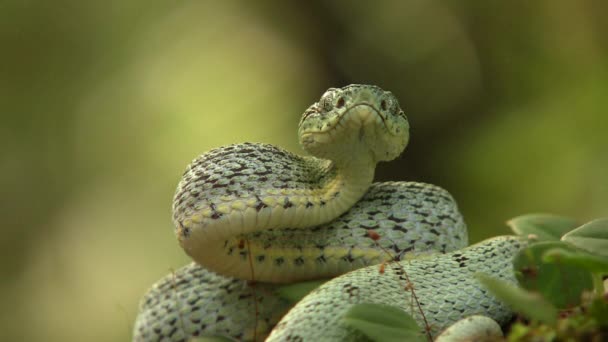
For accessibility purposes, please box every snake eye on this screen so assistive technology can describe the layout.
[336,97,345,109]
[380,100,388,111]
[319,97,332,112]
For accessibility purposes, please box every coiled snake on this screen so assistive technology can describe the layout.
[133,85,526,341]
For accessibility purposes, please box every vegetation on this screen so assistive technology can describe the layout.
[344,215,608,341]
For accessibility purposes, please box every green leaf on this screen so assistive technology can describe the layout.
[342,303,425,342]
[514,242,594,308]
[561,218,608,257]
[589,295,608,326]
[476,273,558,324]
[543,248,608,274]
[275,279,328,303]
[507,213,578,241]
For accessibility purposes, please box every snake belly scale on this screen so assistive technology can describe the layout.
[134,85,524,341]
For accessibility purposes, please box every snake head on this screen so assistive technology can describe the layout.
[298,84,409,163]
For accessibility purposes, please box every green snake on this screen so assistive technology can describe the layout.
[133,85,527,341]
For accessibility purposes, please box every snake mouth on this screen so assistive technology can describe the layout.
[345,103,389,129]
[300,103,390,145]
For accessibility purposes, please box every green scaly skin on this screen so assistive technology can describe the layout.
[267,236,528,341]
[133,84,524,341]
[133,181,468,341]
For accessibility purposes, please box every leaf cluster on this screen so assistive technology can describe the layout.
[480,214,608,341]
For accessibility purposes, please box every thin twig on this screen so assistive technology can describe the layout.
[245,239,259,341]
[367,230,433,341]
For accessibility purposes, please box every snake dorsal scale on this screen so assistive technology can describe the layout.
[134,181,468,341]
[266,236,527,341]
[186,181,467,283]
[173,142,361,237]
[134,263,292,342]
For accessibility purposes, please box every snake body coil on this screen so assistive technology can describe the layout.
[172,85,409,283]
[134,85,522,341]
[267,236,526,341]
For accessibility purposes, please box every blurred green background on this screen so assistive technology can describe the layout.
[1,1,607,340]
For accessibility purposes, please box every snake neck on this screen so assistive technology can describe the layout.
[315,146,377,201]
[309,127,384,207]
[256,141,379,230]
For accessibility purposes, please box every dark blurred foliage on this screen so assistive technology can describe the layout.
[1,1,606,340]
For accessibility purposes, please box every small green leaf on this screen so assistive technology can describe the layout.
[476,273,558,324]
[275,279,328,303]
[589,295,608,325]
[514,242,594,308]
[543,248,608,274]
[562,218,608,257]
[342,303,425,342]
[507,214,578,241]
